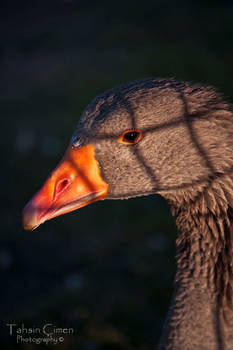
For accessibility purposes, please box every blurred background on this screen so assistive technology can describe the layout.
[1,0,233,349]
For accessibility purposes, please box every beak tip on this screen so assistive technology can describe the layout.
[22,202,40,231]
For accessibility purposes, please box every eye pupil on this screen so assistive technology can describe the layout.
[124,132,138,141]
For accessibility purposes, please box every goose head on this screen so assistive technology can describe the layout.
[22,78,232,230]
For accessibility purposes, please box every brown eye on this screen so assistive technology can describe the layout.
[119,129,142,145]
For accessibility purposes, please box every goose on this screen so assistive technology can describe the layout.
[22,78,233,349]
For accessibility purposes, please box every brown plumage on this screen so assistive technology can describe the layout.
[23,78,233,349]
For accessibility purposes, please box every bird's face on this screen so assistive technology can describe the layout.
[22,78,228,230]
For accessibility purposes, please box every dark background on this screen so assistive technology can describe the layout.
[1,1,233,349]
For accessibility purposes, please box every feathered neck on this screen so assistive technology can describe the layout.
[159,176,233,349]
[168,176,233,307]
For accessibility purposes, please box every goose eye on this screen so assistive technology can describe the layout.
[120,130,142,145]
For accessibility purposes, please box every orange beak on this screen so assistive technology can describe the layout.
[22,145,108,230]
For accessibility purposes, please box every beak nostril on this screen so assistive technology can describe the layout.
[54,178,70,200]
